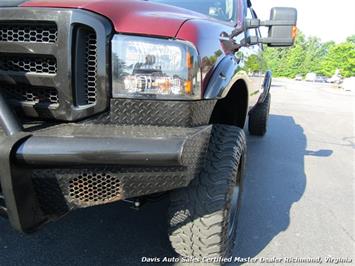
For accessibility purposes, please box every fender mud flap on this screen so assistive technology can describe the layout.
[0,133,46,232]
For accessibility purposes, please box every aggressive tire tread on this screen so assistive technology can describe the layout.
[168,124,246,259]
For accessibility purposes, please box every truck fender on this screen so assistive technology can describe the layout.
[204,54,247,99]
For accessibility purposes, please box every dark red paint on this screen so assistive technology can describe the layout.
[176,19,234,91]
[21,0,205,38]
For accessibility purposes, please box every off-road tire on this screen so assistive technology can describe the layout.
[168,124,246,259]
[248,93,271,136]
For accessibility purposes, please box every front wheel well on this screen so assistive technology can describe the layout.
[209,80,249,128]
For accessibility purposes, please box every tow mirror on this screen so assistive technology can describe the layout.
[244,7,298,47]
[267,7,298,47]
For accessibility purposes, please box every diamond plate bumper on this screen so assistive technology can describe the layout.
[0,123,211,231]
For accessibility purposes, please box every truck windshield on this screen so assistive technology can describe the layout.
[149,0,237,23]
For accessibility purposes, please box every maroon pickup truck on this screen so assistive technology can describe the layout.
[0,0,296,259]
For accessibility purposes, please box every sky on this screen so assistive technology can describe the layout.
[252,0,355,43]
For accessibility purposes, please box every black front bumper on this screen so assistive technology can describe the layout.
[0,123,211,232]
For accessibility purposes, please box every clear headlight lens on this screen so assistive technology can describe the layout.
[112,35,201,99]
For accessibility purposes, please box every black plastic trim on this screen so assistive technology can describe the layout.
[204,55,240,99]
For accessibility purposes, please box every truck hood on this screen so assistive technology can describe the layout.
[21,0,205,38]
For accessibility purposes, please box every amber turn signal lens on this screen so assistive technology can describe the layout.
[185,80,192,95]
[292,26,298,40]
[186,50,193,69]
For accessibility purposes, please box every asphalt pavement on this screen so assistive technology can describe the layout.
[0,79,354,265]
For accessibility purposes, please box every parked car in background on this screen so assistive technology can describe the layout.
[305,72,317,82]
[342,77,355,92]
[328,74,342,84]
[315,76,327,83]
[295,74,303,81]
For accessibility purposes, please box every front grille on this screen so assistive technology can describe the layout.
[0,55,57,74]
[0,21,58,43]
[3,84,58,106]
[0,8,110,121]
[69,172,122,204]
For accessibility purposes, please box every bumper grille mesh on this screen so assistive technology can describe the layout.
[35,167,188,208]
[69,172,122,204]
[0,22,58,43]
[3,85,59,106]
[0,55,57,74]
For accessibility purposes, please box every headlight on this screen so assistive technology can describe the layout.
[112,35,201,99]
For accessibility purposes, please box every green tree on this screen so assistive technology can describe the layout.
[263,31,307,78]
[262,31,355,78]
[320,42,355,77]
[245,54,260,73]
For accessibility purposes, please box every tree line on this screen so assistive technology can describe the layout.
[262,32,355,78]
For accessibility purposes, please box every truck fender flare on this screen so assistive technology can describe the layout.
[204,54,249,99]
[257,70,272,104]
